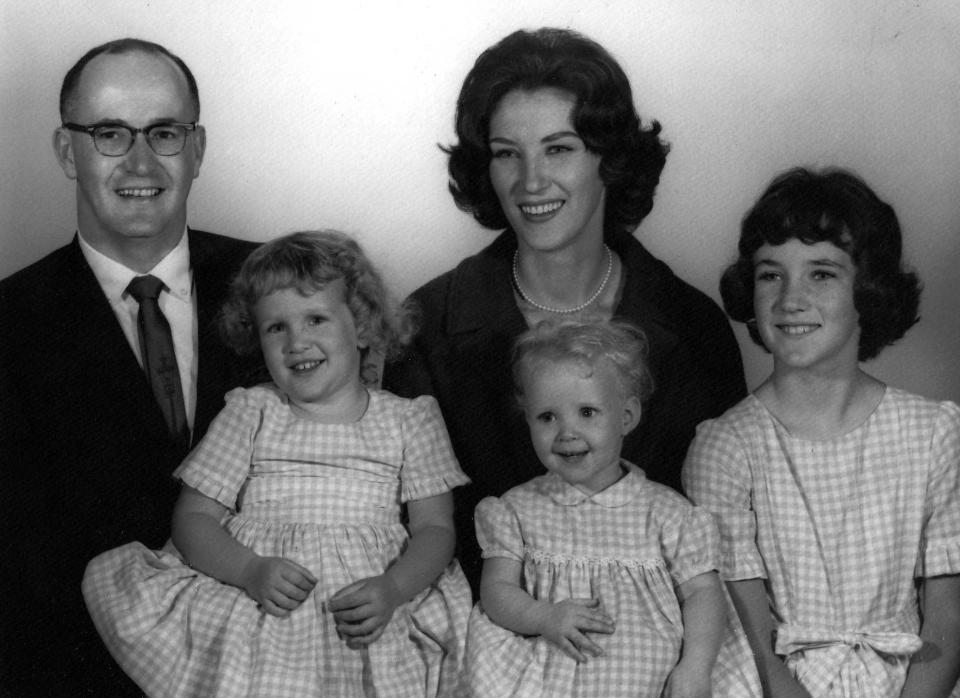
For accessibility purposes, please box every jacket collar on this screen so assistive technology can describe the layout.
[444,232,520,336]
[442,230,682,337]
[186,227,215,269]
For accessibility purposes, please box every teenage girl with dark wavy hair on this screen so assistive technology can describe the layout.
[684,167,960,697]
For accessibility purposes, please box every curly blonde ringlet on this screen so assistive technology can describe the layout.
[511,318,653,407]
[219,230,412,362]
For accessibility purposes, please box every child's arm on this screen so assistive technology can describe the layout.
[479,555,615,663]
[663,570,725,698]
[900,573,960,697]
[727,578,812,698]
[328,491,458,648]
[171,485,317,617]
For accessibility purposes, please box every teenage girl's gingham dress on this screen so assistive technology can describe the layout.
[462,464,757,697]
[83,386,472,698]
[683,388,960,698]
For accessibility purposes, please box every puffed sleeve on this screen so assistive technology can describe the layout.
[682,417,766,581]
[174,386,263,509]
[657,493,722,586]
[919,400,960,577]
[474,496,524,562]
[399,395,470,502]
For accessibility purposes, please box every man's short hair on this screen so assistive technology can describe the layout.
[59,38,200,122]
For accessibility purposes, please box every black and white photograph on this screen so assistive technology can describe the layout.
[2,1,959,695]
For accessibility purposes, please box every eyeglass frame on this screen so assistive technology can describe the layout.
[61,120,199,157]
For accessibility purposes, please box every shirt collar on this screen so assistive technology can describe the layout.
[77,227,192,303]
[546,461,646,507]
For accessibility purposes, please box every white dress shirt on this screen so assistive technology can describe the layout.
[78,230,198,429]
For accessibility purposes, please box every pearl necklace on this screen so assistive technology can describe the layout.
[512,245,613,314]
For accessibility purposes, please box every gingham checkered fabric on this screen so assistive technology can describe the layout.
[461,463,755,697]
[83,386,472,697]
[683,388,960,698]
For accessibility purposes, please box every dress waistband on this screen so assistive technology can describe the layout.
[775,624,923,657]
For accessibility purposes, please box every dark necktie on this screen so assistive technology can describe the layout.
[127,275,190,448]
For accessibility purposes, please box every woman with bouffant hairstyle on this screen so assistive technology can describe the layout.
[446,27,669,238]
[685,167,959,696]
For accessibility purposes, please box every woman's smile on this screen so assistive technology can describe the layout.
[519,200,564,219]
[488,87,605,255]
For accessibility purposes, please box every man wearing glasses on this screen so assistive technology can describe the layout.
[0,39,259,694]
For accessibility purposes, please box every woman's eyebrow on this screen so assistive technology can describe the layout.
[541,131,580,142]
[488,130,580,145]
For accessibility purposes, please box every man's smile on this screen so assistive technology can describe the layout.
[116,187,162,197]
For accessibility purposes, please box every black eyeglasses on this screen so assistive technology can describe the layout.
[62,121,198,157]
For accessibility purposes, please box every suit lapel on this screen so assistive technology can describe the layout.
[189,230,254,440]
[57,239,169,437]
[191,230,224,440]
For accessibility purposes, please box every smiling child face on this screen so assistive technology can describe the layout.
[519,357,640,496]
[753,238,860,375]
[255,279,368,418]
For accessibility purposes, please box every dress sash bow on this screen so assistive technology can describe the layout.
[775,623,923,657]
[774,619,923,695]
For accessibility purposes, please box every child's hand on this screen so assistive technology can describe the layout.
[539,597,615,663]
[241,556,317,617]
[328,575,403,649]
[662,659,711,698]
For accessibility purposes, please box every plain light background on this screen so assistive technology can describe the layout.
[3,0,959,401]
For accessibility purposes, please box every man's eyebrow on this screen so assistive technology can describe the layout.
[79,118,185,127]
[81,118,129,127]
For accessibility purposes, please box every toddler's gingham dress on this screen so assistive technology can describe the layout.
[83,385,472,698]
[462,463,755,697]
[683,388,960,698]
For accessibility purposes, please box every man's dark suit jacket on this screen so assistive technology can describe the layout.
[0,229,261,695]
[384,231,747,596]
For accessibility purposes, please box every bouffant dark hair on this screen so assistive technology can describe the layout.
[720,167,921,361]
[445,27,669,239]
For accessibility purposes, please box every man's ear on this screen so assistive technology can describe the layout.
[53,128,78,180]
[191,124,206,178]
[621,395,642,436]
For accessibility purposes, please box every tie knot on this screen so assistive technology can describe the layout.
[127,275,165,301]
